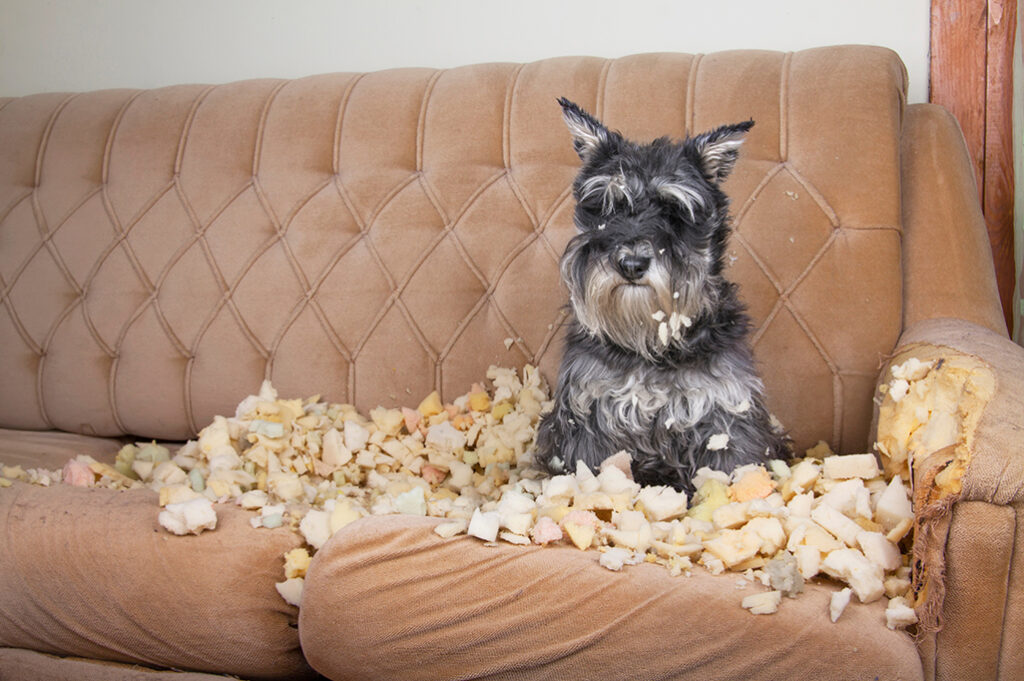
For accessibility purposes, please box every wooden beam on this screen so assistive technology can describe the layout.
[929,0,1017,333]
[982,0,1017,334]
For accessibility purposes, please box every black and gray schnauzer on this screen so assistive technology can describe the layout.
[534,98,790,493]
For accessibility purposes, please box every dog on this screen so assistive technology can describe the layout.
[534,98,790,493]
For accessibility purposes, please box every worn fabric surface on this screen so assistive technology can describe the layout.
[0,482,315,680]
[300,515,923,681]
[883,318,1024,681]
[0,427,124,470]
[899,105,1006,335]
[0,647,245,681]
[0,46,907,455]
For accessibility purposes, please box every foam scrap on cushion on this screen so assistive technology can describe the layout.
[3,362,940,630]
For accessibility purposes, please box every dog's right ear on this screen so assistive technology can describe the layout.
[558,97,611,163]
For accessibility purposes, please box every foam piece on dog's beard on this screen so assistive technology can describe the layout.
[742,590,782,615]
[657,321,669,346]
[158,497,217,536]
[668,311,691,339]
[829,587,853,622]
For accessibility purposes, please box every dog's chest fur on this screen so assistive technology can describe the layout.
[565,350,755,440]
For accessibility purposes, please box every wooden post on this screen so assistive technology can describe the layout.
[930,0,1018,334]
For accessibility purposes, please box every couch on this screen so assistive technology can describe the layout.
[0,46,1020,680]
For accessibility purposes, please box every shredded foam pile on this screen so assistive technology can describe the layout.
[2,360,953,630]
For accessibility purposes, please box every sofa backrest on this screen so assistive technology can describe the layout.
[0,46,907,453]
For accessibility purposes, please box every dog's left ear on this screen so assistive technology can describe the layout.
[691,120,754,183]
[558,97,613,163]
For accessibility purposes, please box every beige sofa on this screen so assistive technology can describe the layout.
[0,46,1020,680]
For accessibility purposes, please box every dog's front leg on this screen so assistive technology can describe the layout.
[534,384,613,476]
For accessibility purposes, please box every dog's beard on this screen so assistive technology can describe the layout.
[567,256,680,360]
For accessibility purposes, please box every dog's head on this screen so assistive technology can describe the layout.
[557,98,752,360]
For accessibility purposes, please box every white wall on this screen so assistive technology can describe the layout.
[0,0,931,102]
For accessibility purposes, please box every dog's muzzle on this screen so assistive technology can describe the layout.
[614,253,651,281]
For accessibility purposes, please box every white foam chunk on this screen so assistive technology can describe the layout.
[299,509,332,550]
[822,454,880,480]
[468,508,500,542]
[875,476,914,532]
[829,587,852,622]
[821,548,885,603]
[158,497,217,536]
[742,590,782,615]
[275,578,304,607]
[885,597,918,630]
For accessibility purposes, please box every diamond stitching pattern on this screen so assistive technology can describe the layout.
[0,50,905,453]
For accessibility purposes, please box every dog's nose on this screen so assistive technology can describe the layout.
[615,254,651,281]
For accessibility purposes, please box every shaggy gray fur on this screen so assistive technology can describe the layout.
[534,99,790,492]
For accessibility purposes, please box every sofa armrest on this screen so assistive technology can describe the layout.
[874,318,1024,681]
[900,104,1006,335]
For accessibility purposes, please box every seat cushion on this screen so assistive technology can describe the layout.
[0,427,125,470]
[0,647,244,680]
[0,482,316,680]
[300,515,923,681]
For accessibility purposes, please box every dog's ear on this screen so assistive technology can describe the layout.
[691,120,754,183]
[558,97,612,163]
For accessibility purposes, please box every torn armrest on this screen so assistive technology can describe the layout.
[873,318,1024,635]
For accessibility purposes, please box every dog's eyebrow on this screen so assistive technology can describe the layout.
[579,171,642,214]
[650,177,704,221]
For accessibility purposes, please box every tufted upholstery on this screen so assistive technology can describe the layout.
[0,47,906,452]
